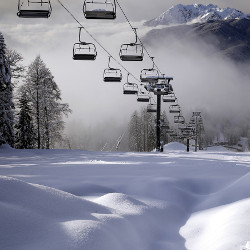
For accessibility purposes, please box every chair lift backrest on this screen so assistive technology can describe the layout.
[140,57,159,83]
[123,73,138,94]
[83,0,116,19]
[137,89,150,102]
[120,28,144,61]
[103,56,122,82]
[17,0,52,18]
[170,104,180,113]
[163,94,176,102]
[73,27,97,60]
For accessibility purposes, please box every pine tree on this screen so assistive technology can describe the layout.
[0,32,14,147]
[15,89,35,149]
[22,55,71,149]
[128,108,156,152]
[5,49,25,87]
[128,111,140,151]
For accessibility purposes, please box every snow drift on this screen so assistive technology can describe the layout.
[0,146,250,250]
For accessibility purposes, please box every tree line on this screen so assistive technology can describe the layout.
[0,32,71,149]
[128,108,169,152]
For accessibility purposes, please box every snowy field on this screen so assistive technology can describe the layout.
[0,142,250,250]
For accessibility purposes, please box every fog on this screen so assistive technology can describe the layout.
[1,1,250,150]
[146,33,250,138]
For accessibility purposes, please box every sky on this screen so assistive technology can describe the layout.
[0,0,250,147]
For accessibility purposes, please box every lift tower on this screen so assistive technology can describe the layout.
[145,75,173,151]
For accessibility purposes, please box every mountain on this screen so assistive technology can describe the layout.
[144,4,249,27]
[143,18,250,63]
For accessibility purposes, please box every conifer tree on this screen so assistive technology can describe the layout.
[128,108,156,152]
[0,32,14,147]
[15,89,35,149]
[22,55,71,149]
[6,49,25,86]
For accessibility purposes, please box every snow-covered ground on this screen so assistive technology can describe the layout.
[0,142,250,250]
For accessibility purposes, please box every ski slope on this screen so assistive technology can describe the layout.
[0,143,250,250]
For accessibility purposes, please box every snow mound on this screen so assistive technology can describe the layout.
[243,241,250,250]
[0,176,111,250]
[197,173,250,210]
[63,182,115,196]
[95,193,147,215]
[180,198,250,250]
[164,142,187,152]
[206,146,230,152]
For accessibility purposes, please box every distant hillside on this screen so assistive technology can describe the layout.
[144,4,249,27]
[143,18,250,63]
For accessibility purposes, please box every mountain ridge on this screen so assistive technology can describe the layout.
[145,4,250,27]
[143,18,250,63]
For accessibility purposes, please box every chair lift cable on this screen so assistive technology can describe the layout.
[56,0,179,124]
[56,0,141,83]
[115,0,162,75]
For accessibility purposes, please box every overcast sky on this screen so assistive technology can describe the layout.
[0,0,250,22]
[0,0,250,133]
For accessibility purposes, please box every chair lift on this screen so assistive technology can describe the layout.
[147,99,157,113]
[170,131,178,137]
[120,28,144,61]
[137,89,150,102]
[73,27,97,60]
[174,115,185,124]
[17,0,52,18]
[103,56,122,82]
[153,75,173,95]
[123,73,138,95]
[166,129,174,134]
[178,123,187,130]
[83,0,116,19]
[169,104,181,113]
[163,93,176,102]
[160,120,170,129]
[140,57,159,83]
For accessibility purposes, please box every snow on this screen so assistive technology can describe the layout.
[0,145,250,250]
[163,142,187,151]
[144,4,248,27]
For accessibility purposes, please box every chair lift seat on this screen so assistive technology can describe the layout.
[154,89,168,95]
[123,83,138,95]
[84,10,116,19]
[120,55,143,61]
[120,41,144,62]
[147,104,157,113]
[73,54,96,60]
[137,96,150,102]
[169,105,181,113]
[104,76,122,82]
[17,9,50,18]
[123,89,138,95]
[140,75,158,83]
[140,67,159,83]
[163,94,176,102]
[73,41,97,61]
[161,124,170,129]
[103,59,122,82]
[169,109,181,113]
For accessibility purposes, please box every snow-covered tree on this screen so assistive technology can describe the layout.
[22,55,71,149]
[15,89,35,149]
[5,49,25,86]
[128,108,156,152]
[0,32,14,147]
[128,111,141,151]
